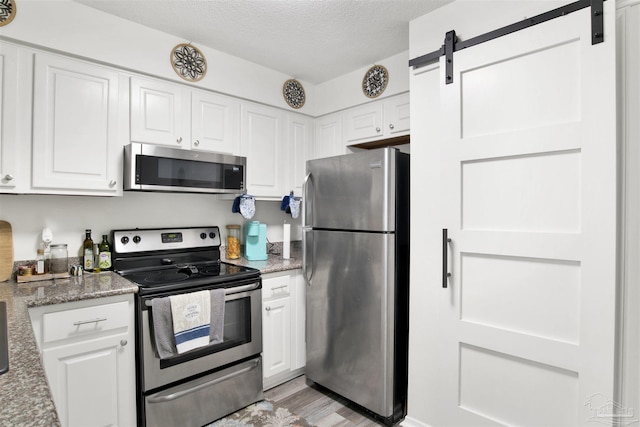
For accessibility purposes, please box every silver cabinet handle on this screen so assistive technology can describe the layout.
[3,174,13,181]
[194,140,200,146]
[120,339,128,347]
[376,127,381,132]
[73,317,107,326]
[389,123,395,130]
[265,306,271,311]
[177,137,183,144]
[109,179,117,187]
[271,285,288,291]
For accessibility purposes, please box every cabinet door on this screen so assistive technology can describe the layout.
[241,102,285,197]
[42,333,135,427]
[191,90,240,154]
[130,77,189,147]
[383,93,410,137]
[0,43,20,192]
[286,113,313,196]
[344,102,384,143]
[262,295,292,380]
[291,271,306,370]
[32,53,120,194]
[312,112,343,160]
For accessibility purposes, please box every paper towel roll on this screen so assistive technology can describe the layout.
[283,223,290,259]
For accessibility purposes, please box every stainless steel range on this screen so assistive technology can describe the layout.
[112,226,263,427]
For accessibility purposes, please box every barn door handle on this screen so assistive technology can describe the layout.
[443,229,451,288]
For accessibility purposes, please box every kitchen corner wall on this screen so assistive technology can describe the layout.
[0,192,300,260]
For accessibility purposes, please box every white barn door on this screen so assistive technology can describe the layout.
[423,3,617,426]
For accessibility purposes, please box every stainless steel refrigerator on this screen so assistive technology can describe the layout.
[303,147,409,425]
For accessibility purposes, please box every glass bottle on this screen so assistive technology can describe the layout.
[35,248,45,274]
[83,229,94,270]
[98,235,112,270]
[226,225,241,259]
[50,244,68,274]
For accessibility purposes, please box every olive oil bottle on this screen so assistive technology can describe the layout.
[98,235,112,270]
[83,229,94,270]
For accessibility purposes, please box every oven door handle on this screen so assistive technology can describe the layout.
[146,359,260,403]
[144,282,260,307]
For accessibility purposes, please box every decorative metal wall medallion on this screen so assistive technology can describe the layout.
[0,0,16,27]
[283,79,305,109]
[170,43,207,82]
[362,65,389,98]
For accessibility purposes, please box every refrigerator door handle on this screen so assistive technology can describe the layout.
[303,172,314,228]
[302,228,314,286]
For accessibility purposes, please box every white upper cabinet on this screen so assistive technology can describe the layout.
[130,77,190,148]
[345,93,410,144]
[286,112,313,196]
[191,90,240,154]
[312,112,343,160]
[0,43,21,192]
[32,52,121,195]
[130,77,241,154]
[241,102,286,198]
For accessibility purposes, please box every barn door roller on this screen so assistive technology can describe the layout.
[409,0,607,84]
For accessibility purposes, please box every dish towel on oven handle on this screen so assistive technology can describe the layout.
[170,290,212,354]
[151,289,225,359]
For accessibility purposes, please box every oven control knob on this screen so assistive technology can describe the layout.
[133,235,141,244]
[209,232,216,239]
[120,236,129,245]
[200,232,207,240]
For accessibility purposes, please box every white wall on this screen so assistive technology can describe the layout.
[0,192,300,260]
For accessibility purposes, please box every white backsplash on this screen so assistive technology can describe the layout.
[0,192,301,260]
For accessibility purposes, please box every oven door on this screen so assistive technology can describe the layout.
[140,280,262,392]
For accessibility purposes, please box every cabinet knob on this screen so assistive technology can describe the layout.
[109,179,117,187]
[389,123,395,130]
[194,140,200,146]
[120,339,128,347]
[376,127,381,133]
[265,306,271,312]
[177,137,183,144]
[3,174,13,181]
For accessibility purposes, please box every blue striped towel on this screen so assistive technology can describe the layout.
[169,290,211,354]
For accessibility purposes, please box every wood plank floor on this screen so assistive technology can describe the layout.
[264,375,387,427]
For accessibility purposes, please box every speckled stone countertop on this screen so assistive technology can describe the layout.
[222,241,303,273]
[0,242,302,426]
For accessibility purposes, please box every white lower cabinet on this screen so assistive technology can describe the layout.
[29,294,136,427]
[262,270,305,389]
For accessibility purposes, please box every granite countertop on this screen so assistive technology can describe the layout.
[0,242,302,426]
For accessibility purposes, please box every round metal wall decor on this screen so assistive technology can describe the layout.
[0,0,17,27]
[170,43,207,82]
[362,65,389,98]
[283,79,306,109]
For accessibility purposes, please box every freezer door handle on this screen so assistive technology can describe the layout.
[302,228,314,286]
[303,172,314,228]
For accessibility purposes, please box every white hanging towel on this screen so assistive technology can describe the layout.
[169,290,211,354]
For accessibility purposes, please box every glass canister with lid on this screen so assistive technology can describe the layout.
[49,243,69,274]
[226,225,241,259]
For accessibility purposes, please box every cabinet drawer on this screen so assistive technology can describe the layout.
[262,274,290,300]
[43,301,129,343]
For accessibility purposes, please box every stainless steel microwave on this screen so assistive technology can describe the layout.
[124,143,246,194]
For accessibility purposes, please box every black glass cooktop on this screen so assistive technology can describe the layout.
[122,261,258,288]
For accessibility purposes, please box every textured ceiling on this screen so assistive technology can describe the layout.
[73,0,451,84]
